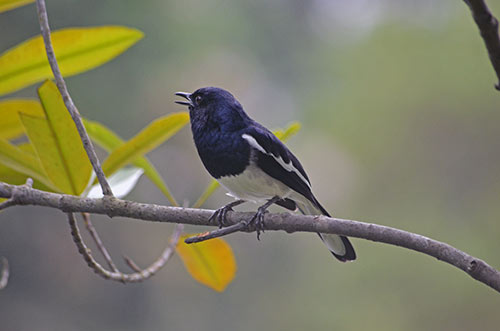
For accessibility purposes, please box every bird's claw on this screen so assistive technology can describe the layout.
[248,206,268,240]
[208,200,246,228]
[208,206,233,228]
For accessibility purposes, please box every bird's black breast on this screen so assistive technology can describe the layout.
[192,127,250,179]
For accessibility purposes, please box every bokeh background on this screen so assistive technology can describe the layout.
[1,0,500,330]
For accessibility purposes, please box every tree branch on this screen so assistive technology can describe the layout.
[185,221,247,244]
[1,181,499,293]
[464,0,500,90]
[81,212,119,272]
[68,212,183,283]
[35,0,114,196]
[0,178,32,211]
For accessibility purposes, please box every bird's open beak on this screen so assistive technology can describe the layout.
[175,92,193,106]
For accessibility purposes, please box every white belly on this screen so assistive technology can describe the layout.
[217,163,292,203]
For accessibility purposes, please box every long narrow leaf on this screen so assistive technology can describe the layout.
[0,99,43,140]
[0,26,143,96]
[19,81,92,195]
[0,139,56,190]
[0,161,53,192]
[0,0,33,13]
[101,112,189,179]
[84,118,179,206]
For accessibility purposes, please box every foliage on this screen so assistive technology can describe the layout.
[176,234,236,292]
[0,26,143,96]
[0,8,301,291]
[0,0,33,13]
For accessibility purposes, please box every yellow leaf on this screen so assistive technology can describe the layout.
[0,162,27,184]
[0,138,57,190]
[0,26,144,96]
[0,139,43,179]
[274,121,301,141]
[102,112,189,178]
[84,118,179,206]
[16,142,36,154]
[0,99,43,140]
[0,0,33,13]
[0,160,53,191]
[176,235,236,292]
[19,80,92,195]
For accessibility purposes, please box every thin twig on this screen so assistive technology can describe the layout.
[35,0,113,196]
[185,221,247,244]
[1,181,499,293]
[0,257,9,290]
[123,256,142,272]
[464,0,500,90]
[68,212,183,283]
[81,213,119,272]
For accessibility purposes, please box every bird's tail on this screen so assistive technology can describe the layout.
[294,196,356,262]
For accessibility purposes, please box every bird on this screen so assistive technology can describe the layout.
[175,87,356,262]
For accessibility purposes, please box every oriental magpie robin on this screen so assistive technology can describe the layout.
[175,87,356,262]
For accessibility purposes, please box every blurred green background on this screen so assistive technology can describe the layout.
[1,0,500,330]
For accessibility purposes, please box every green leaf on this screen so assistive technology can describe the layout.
[0,26,144,96]
[0,162,28,184]
[0,138,57,190]
[17,142,36,154]
[101,112,189,181]
[0,0,33,13]
[192,122,302,208]
[84,118,179,206]
[0,161,53,192]
[19,80,92,195]
[0,99,43,140]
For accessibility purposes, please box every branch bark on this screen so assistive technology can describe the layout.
[464,0,500,90]
[1,181,499,293]
[68,212,182,283]
[35,0,114,196]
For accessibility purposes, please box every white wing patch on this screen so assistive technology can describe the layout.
[242,133,311,190]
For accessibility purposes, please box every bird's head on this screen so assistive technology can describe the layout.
[175,87,250,130]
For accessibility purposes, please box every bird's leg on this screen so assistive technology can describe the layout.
[248,196,281,240]
[208,200,246,228]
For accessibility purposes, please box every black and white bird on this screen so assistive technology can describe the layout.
[175,87,356,262]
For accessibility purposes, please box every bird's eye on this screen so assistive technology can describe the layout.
[194,95,202,105]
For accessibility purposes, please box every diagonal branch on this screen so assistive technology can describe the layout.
[185,221,247,244]
[81,212,119,272]
[1,181,499,293]
[35,0,113,196]
[68,212,183,283]
[464,0,500,90]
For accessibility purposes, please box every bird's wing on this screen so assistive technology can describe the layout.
[242,124,315,203]
[243,124,356,261]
